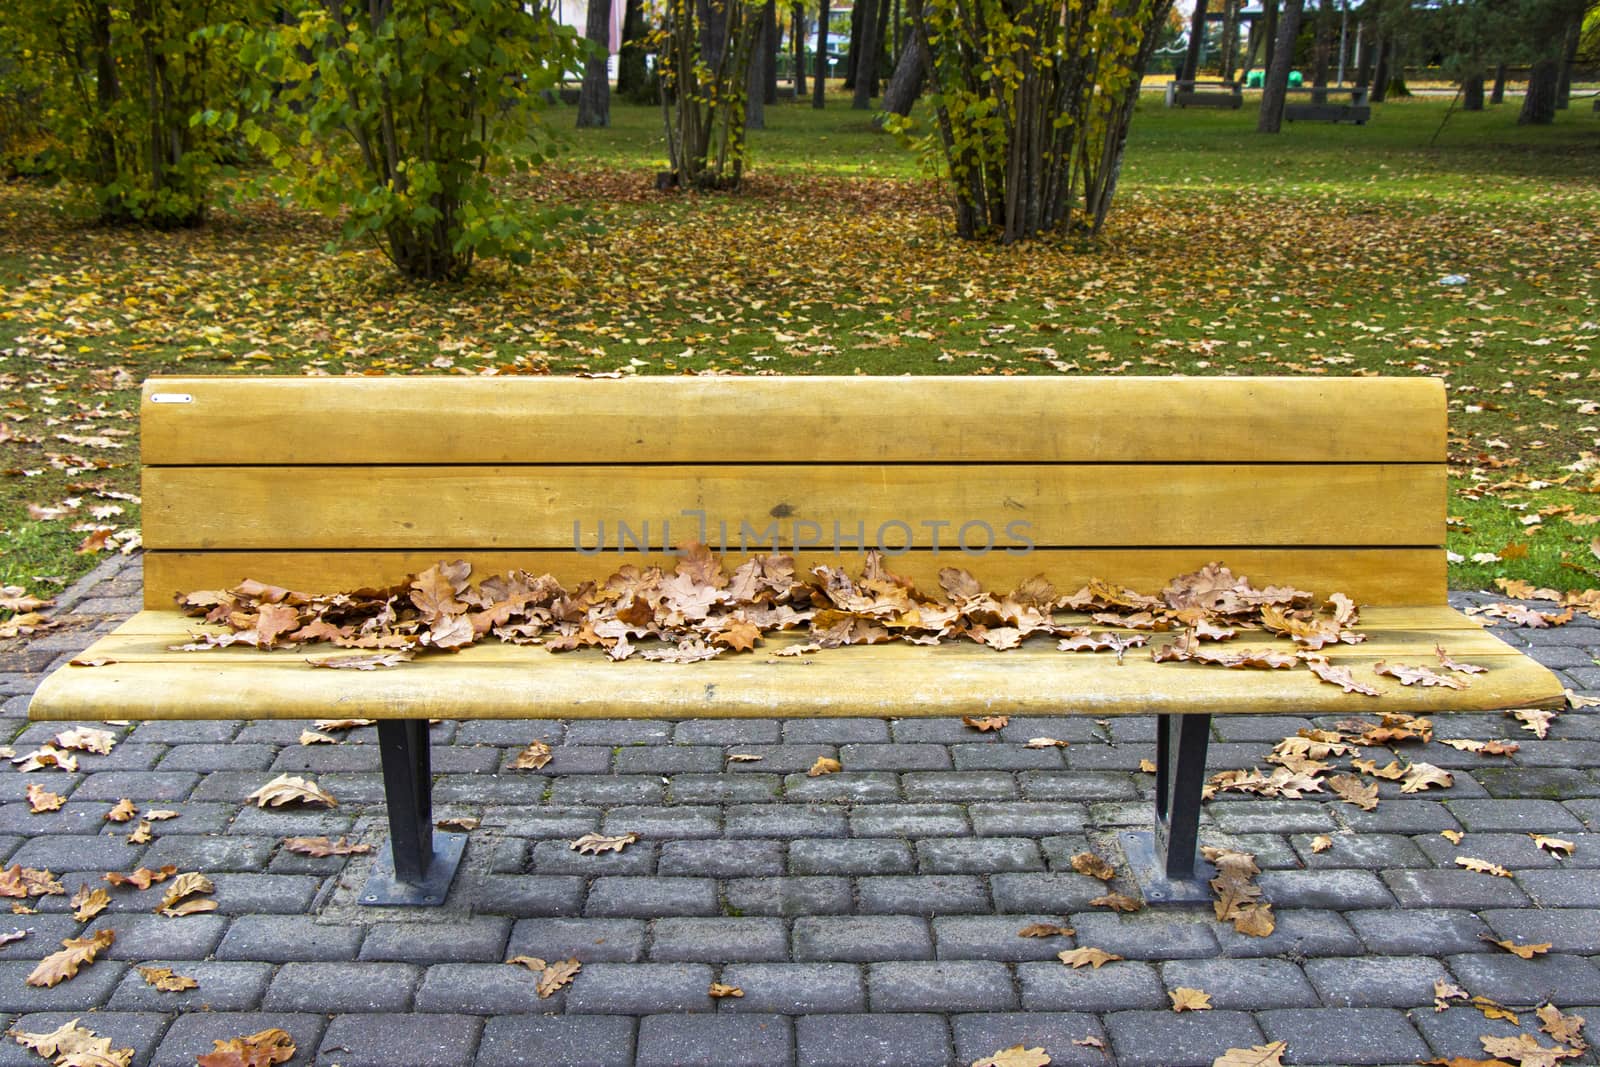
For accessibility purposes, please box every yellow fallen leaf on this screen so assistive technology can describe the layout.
[1483,935,1552,959]
[245,774,337,808]
[807,756,842,777]
[1058,946,1122,969]
[26,929,114,987]
[137,965,199,991]
[1211,1042,1287,1067]
[1310,835,1333,853]
[1457,856,1513,878]
[1170,986,1212,1012]
[709,982,743,998]
[970,1046,1050,1067]
[1530,834,1575,857]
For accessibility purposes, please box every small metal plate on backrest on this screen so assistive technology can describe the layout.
[149,393,193,404]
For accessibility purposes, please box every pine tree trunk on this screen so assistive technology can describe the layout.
[1219,0,1239,81]
[813,0,830,106]
[1261,0,1280,78]
[1462,71,1483,111]
[1240,19,1259,82]
[793,2,807,95]
[1181,0,1209,81]
[880,0,925,116]
[844,0,864,88]
[577,0,612,127]
[1257,0,1304,132]
[1386,39,1408,96]
[1519,56,1558,124]
[1556,16,1579,108]
[1370,36,1391,102]
[1354,21,1373,87]
[617,0,648,99]
[872,0,891,95]
[762,0,778,103]
[1311,0,1332,100]
[1490,63,1507,104]
[851,0,880,107]
[747,6,767,127]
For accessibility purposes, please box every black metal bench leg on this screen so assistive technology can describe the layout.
[1119,712,1215,905]
[359,720,468,907]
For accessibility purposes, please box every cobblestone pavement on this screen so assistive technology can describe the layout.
[0,553,1597,1067]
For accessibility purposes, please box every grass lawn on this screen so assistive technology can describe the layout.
[1,87,1597,607]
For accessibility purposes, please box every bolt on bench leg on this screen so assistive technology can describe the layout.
[1120,712,1216,904]
[359,719,468,907]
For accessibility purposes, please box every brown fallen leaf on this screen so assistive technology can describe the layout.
[1401,763,1455,794]
[962,715,1009,732]
[1536,1003,1587,1050]
[6,1018,133,1065]
[1327,774,1379,811]
[1568,690,1600,710]
[807,756,842,777]
[283,836,372,857]
[245,774,337,808]
[1434,977,1469,1011]
[137,965,199,991]
[571,832,638,855]
[315,718,376,731]
[26,783,66,814]
[156,872,216,916]
[436,816,480,832]
[1017,922,1074,938]
[1473,994,1520,1024]
[306,651,415,670]
[1211,1042,1288,1067]
[1435,645,1491,675]
[726,753,764,763]
[0,865,64,898]
[1310,835,1333,853]
[1441,829,1465,844]
[53,727,117,755]
[1072,1036,1105,1049]
[1483,935,1552,959]
[711,619,762,652]
[104,865,178,890]
[1059,946,1122,969]
[536,958,581,998]
[144,810,180,821]
[1457,856,1513,878]
[708,982,744,998]
[1025,737,1071,749]
[511,740,553,770]
[297,729,338,745]
[195,1027,296,1067]
[1302,655,1381,696]
[970,1047,1051,1067]
[1439,738,1521,756]
[104,798,137,823]
[127,820,153,844]
[1070,851,1115,881]
[1089,891,1141,913]
[1353,757,1409,780]
[1170,986,1213,1012]
[1138,758,1157,773]
[8,745,75,773]
[1530,834,1575,858]
[1509,708,1558,738]
[26,929,114,987]
[0,929,25,947]
[1375,661,1467,689]
[1479,1033,1581,1067]
[70,885,110,922]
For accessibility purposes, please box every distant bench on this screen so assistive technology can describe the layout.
[1165,79,1244,109]
[1284,85,1372,124]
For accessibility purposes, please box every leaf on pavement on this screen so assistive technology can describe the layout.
[1058,946,1122,969]
[708,982,744,998]
[1025,737,1071,749]
[1441,829,1465,844]
[1017,923,1074,938]
[283,836,371,857]
[126,821,152,844]
[53,727,117,755]
[1535,1003,1587,1050]
[1509,709,1558,738]
[103,865,177,890]
[245,774,337,809]
[1483,935,1552,959]
[536,958,581,998]
[511,740,553,769]
[1310,835,1333,853]
[70,885,110,922]
[195,1027,296,1067]
[1327,775,1379,811]
[1352,757,1409,780]
[6,1018,132,1066]
[1434,977,1469,1011]
[807,756,842,777]
[962,715,1009,732]
[1089,891,1141,913]
[26,929,114,987]
[570,832,638,855]
[137,965,198,991]
[1478,1033,1582,1067]
[0,865,64,898]
[1457,857,1513,878]
[156,872,216,917]
[104,798,137,823]
[1169,987,1212,1012]
[970,1046,1051,1067]
[26,783,65,813]
[1211,1042,1288,1067]
[1070,851,1115,881]
[1473,995,1521,1023]
[1400,763,1455,794]
[1530,834,1575,858]
[297,730,338,745]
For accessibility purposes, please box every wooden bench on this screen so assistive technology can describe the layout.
[30,376,1565,906]
[1165,79,1244,109]
[1283,85,1372,124]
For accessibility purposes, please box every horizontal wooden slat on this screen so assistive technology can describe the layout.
[142,548,1445,609]
[30,614,1564,722]
[141,376,1446,465]
[142,464,1443,552]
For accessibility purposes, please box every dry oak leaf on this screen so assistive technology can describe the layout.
[104,865,177,890]
[536,958,581,998]
[1072,1036,1105,1049]
[1170,987,1213,1012]
[1017,923,1074,938]
[0,930,24,947]
[26,782,66,814]
[144,810,179,821]
[1510,709,1558,739]
[1440,738,1521,756]
[970,1046,1051,1067]
[1568,690,1600,710]
[1303,656,1381,696]
[127,821,152,844]
[70,885,110,922]
[1310,835,1334,853]
[1353,757,1409,781]
[1211,1042,1288,1067]
[1536,1003,1587,1050]
[436,817,480,832]
[708,982,744,998]
[1442,829,1465,844]
[283,836,371,857]
[26,928,114,987]
[0,864,64,898]
[962,715,1010,732]
[136,965,198,991]
[1531,835,1575,858]
[1139,758,1158,773]
[1434,977,1470,1011]
[1089,891,1141,913]
[807,756,842,777]
[53,727,117,755]
[1479,1033,1582,1067]
[1435,646,1491,675]
[511,740,553,770]
[1474,995,1521,1023]
[1059,946,1122,969]
[157,871,216,916]
[711,619,763,653]
[1420,1060,1514,1067]
[1484,935,1552,959]
[1457,856,1514,878]
[306,651,415,670]
[7,1018,133,1066]
[314,718,375,731]
[571,832,638,855]
[1401,763,1455,794]
[195,1027,296,1067]
[297,730,338,746]
[245,774,337,809]
[1025,738,1071,749]
[1374,661,1467,689]
[1327,775,1379,811]
[105,798,137,823]
[1070,851,1116,881]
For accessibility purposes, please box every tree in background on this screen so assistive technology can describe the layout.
[232,0,581,281]
[618,0,653,99]
[890,0,1172,241]
[655,0,764,186]
[579,0,614,127]
[1256,0,1304,131]
[812,0,831,105]
[851,0,882,106]
[0,0,252,227]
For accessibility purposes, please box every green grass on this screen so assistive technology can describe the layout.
[1,87,1598,609]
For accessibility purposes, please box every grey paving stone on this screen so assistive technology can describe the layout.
[1256,869,1396,909]
[0,1011,166,1067]
[467,875,586,916]
[1566,798,1600,830]
[129,720,240,744]
[901,770,1016,801]
[0,960,129,1011]
[857,875,990,915]
[1257,1007,1431,1065]
[722,745,837,774]
[228,805,356,836]
[1340,799,1464,834]
[1020,771,1138,801]
[82,913,228,961]
[1052,911,1216,962]
[668,773,783,803]
[1410,1000,1534,1060]
[264,962,420,1012]
[1476,767,1600,799]
[271,746,383,773]
[208,873,323,914]
[529,837,657,875]
[867,960,1016,1012]
[151,1011,324,1067]
[790,840,912,876]
[1346,908,1492,956]
[650,918,789,962]
[0,801,109,836]
[549,775,664,806]
[1382,869,1532,909]
[566,720,671,745]
[675,719,782,744]
[1517,868,1600,907]
[477,1015,635,1067]
[478,805,600,838]
[614,745,722,774]
[717,963,867,1013]
[840,743,951,771]
[359,917,510,962]
[139,834,275,872]
[725,804,849,838]
[793,916,934,962]
[658,839,784,877]
[915,837,1043,873]
[585,876,718,917]
[601,805,721,839]
[891,719,1003,744]
[159,743,277,771]
[1213,909,1363,959]
[0,914,79,961]
[951,1013,1109,1067]
[932,916,1077,962]
[315,1013,480,1067]
[1063,744,1157,771]
[9,835,146,872]
[1292,831,1431,869]
[563,962,715,1013]
[725,876,853,916]
[1160,958,1319,1008]
[795,1013,951,1067]
[849,804,969,837]
[455,720,562,745]
[1102,1009,1265,1067]
[782,771,902,803]
[518,746,611,775]
[108,960,273,1011]
[1446,951,1600,1005]
[1414,831,1576,869]
[1448,798,1585,832]
[1211,715,1315,742]
[1482,908,1600,954]
[1303,955,1449,1008]
[1208,800,1333,834]
[1017,959,1166,1011]
[952,743,1064,770]
[966,802,1087,837]
[990,872,1120,913]
[216,915,365,962]
[508,917,647,962]
[635,1013,793,1067]
[414,962,550,1013]
[67,744,167,772]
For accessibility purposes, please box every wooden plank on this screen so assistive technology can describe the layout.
[141,377,1446,465]
[142,464,1444,552]
[142,548,1445,609]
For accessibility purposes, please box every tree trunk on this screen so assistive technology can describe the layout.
[1386,39,1408,96]
[880,0,925,116]
[844,0,864,88]
[1240,18,1259,82]
[813,0,830,106]
[1519,56,1559,124]
[1257,0,1304,132]
[1218,0,1239,81]
[1490,63,1507,104]
[1311,0,1332,99]
[700,0,725,69]
[1181,0,1209,81]
[1355,21,1374,87]
[1370,35,1391,102]
[792,1,806,95]
[617,0,648,99]
[1556,15,1580,108]
[851,0,880,107]
[747,4,767,127]
[872,0,891,95]
[577,0,612,127]
[1261,0,1280,78]
[1462,71,1483,111]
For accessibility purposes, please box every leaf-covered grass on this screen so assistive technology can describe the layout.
[1,88,1597,602]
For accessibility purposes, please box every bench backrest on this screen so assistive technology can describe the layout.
[138,376,1446,608]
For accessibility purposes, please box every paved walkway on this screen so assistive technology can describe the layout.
[0,553,1596,1067]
